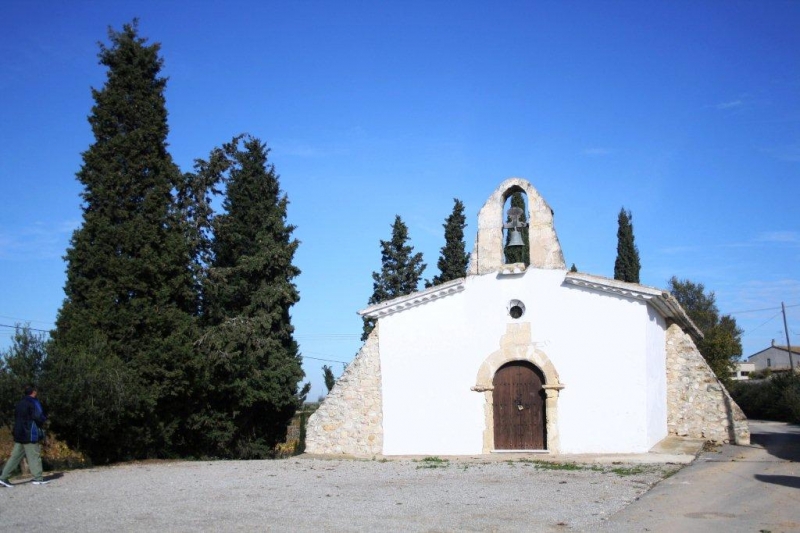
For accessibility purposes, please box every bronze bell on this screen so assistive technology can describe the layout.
[507,228,524,247]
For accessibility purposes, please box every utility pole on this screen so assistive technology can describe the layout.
[782,302,795,373]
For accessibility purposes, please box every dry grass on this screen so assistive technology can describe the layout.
[0,426,89,475]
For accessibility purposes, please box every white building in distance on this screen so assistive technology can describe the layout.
[747,341,800,373]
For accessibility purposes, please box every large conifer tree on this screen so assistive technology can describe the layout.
[614,207,641,283]
[362,216,426,340]
[179,142,232,314]
[427,198,469,287]
[45,21,197,462]
[195,136,305,458]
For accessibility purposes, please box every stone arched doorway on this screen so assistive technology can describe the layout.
[493,361,546,450]
[473,323,564,453]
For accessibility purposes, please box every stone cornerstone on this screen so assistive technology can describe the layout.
[305,326,383,455]
[666,323,750,445]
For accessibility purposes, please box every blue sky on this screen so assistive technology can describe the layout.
[1,1,798,399]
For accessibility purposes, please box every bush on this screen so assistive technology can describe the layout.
[0,426,90,476]
[730,374,800,424]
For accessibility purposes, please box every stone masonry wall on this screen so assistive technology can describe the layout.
[666,323,750,444]
[305,326,383,455]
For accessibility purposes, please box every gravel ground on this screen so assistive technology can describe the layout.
[0,457,680,532]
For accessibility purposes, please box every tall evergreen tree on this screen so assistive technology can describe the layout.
[668,276,743,383]
[179,141,234,315]
[426,198,469,287]
[195,136,305,458]
[362,216,426,340]
[504,192,530,265]
[614,207,641,283]
[45,21,197,462]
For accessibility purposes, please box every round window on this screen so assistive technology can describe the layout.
[508,299,526,319]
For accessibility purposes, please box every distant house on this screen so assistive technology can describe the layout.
[730,362,755,381]
[747,341,800,372]
[305,178,749,457]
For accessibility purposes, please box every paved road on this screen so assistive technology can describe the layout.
[602,420,800,533]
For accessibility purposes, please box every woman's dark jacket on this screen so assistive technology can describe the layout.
[12,396,46,444]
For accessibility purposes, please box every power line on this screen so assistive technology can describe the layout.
[296,333,360,337]
[295,334,359,341]
[0,323,51,333]
[0,315,55,326]
[0,322,351,363]
[727,303,799,315]
[302,355,349,364]
[744,311,783,335]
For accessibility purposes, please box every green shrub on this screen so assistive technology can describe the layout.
[730,374,800,424]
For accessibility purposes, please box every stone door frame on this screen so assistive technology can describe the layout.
[492,360,547,450]
[472,323,564,454]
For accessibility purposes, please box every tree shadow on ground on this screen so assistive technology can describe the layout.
[749,421,800,462]
[754,474,800,489]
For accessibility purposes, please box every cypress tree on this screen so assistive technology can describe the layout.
[322,365,336,393]
[427,198,470,287]
[45,21,197,462]
[504,192,530,265]
[179,141,233,315]
[195,136,305,458]
[362,216,426,340]
[614,207,641,283]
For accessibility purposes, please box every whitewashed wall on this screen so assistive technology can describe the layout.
[379,269,667,455]
[645,306,668,449]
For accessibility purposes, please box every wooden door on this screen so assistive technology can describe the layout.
[493,361,546,450]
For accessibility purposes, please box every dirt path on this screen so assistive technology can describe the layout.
[0,456,678,532]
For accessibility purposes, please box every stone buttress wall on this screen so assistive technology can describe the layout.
[666,323,749,444]
[305,327,383,455]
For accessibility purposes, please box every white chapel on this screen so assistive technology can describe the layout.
[306,178,748,456]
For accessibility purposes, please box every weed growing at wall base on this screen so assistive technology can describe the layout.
[517,459,602,472]
[415,456,449,469]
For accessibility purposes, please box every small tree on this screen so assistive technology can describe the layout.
[0,325,47,428]
[322,365,336,393]
[504,192,529,265]
[362,216,426,340]
[427,198,469,287]
[668,276,743,383]
[569,263,578,273]
[614,208,641,283]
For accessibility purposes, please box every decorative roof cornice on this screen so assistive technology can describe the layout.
[564,272,703,341]
[358,278,466,319]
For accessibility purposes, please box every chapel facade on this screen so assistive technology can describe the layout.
[306,178,749,456]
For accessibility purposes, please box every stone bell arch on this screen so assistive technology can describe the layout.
[468,178,566,275]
